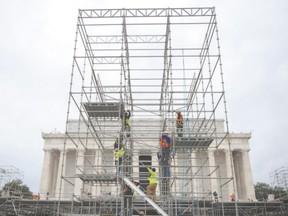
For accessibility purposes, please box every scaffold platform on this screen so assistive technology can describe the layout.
[83,102,124,118]
[1,197,286,216]
[174,137,213,149]
[77,173,117,183]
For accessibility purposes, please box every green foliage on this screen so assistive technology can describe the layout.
[0,179,33,199]
[255,182,273,201]
[273,186,287,199]
[254,182,288,201]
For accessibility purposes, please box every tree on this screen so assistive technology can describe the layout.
[254,182,288,201]
[0,179,33,199]
[254,182,273,201]
[273,186,288,199]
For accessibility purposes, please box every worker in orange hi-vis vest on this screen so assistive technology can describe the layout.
[174,111,184,138]
[230,193,235,201]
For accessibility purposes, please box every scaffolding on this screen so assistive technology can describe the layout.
[0,7,287,216]
[0,166,25,215]
[0,166,24,197]
[270,167,288,200]
[55,7,236,216]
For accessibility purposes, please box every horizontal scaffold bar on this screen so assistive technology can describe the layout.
[79,8,215,18]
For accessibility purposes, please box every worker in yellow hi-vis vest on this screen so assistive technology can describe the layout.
[114,147,124,173]
[146,167,158,202]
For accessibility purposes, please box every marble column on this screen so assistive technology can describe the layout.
[92,149,100,196]
[224,149,235,198]
[242,150,256,200]
[208,150,219,193]
[233,151,243,199]
[51,151,60,197]
[39,149,52,196]
[132,150,139,179]
[55,150,67,198]
[185,151,192,193]
[191,151,198,197]
[74,150,85,196]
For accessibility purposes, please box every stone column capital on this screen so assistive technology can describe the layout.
[77,149,86,153]
[208,148,216,153]
[224,148,231,153]
[43,149,52,152]
[242,149,250,153]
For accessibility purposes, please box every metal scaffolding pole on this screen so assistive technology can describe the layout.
[55,7,240,216]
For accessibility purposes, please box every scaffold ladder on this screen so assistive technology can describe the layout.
[123,177,168,216]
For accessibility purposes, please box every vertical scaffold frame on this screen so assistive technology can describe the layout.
[57,7,238,216]
[270,167,288,200]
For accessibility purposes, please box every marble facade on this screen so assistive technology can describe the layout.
[39,119,256,202]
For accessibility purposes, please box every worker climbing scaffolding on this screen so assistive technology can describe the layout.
[123,179,139,216]
[121,110,131,137]
[174,110,184,138]
[159,129,172,196]
[146,167,158,202]
[114,146,125,174]
[159,130,171,178]
[114,136,122,150]
[114,137,119,150]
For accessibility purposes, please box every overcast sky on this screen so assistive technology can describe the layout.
[0,0,287,193]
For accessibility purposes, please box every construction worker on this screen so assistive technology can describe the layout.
[146,167,157,202]
[114,137,119,150]
[175,111,184,137]
[121,110,131,137]
[158,154,170,178]
[248,197,253,202]
[213,191,218,202]
[157,152,170,195]
[160,130,171,178]
[230,193,235,201]
[114,134,123,150]
[114,147,125,173]
[124,180,139,216]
